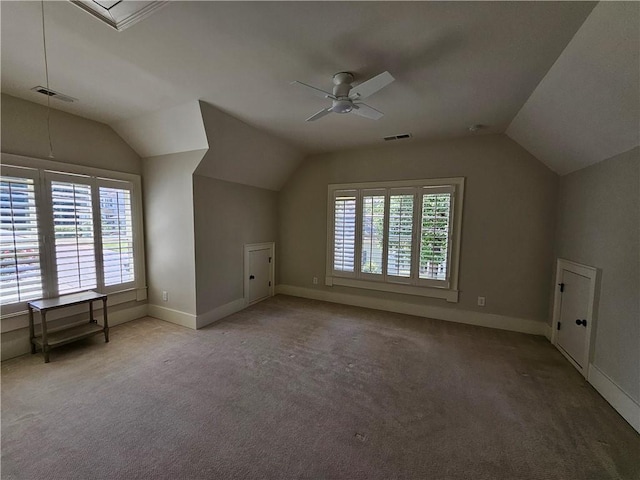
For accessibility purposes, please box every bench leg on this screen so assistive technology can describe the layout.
[28,307,36,354]
[102,298,109,343]
[41,311,50,363]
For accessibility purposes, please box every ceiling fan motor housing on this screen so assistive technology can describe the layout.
[331,72,355,113]
[332,99,353,114]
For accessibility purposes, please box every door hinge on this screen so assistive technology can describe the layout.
[269,257,272,263]
[557,322,561,330]
[558,282,565,292]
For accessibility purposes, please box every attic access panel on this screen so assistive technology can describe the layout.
[70,0,168,31]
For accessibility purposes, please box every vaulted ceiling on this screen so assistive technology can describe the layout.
[1,1,637,175]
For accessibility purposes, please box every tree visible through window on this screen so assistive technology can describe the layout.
[328,178,463,297]
[420,192,451,281]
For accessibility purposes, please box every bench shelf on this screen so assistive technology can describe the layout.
[28,291,109,363]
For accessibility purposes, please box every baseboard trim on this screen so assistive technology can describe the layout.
[276,285,546,336]
[147,304,197,330]
[196,298,247,329]
[544,325,553,341]
[588,363,640,433]
[109,304,149,327]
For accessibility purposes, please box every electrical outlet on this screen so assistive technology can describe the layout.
[313,277,318,285]
[162,291,168,302]
[477,296,486,307]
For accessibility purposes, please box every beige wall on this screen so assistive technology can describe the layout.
[1,94,141,174]
[555,146,639,402]
[194,176,277,314]
[191,102,298,317]
[142,150,206,316]
[278,134,558,324]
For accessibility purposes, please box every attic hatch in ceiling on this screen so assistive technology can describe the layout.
[70,0,168,31]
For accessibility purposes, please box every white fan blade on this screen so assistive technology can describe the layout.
[306,108,333,122]
[351,103,384,120]
[349,71,395,100]
[291,81,335,100]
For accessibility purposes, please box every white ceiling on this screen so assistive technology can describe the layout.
[1,1,597,157]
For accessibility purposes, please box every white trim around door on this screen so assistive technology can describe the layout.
[244,242,275,306]
[551,258,599,379]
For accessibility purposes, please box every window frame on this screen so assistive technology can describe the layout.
[0,153,147,316]
[326,177,464,303]
[0,165,48,305]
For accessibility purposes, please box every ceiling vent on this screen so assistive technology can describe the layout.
[31,86,77,103]
[70,1,168,31]
[383,133,412,141]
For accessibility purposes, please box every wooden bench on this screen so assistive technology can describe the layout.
[28,291,109,363]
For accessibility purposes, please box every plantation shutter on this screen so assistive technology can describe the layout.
[50,176,98,295]
[360,191,385,276]
[99,181,135,286]
[0,169,43,304]
[333,190,356,273]
[387,191,414,278]
[419,186,453,285]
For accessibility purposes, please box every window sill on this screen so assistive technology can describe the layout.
[325,276,459,303]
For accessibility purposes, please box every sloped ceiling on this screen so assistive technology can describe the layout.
[3,2,636,176]
[507,2,640,175]
[112,98,304,190]
[1,1,596,155]
[112,101,208,158]
[195,102,303,192]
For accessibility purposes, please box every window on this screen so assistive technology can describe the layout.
[0,169,43,304]
[326,177,464,302]
[100,184,135,286]
[50,177,98,295]
[0,162,144,312]
[333,191,356,273]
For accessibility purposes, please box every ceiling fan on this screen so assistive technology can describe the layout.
[291,71,395,122]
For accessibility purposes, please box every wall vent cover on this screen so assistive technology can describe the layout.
[383,133,412,141]
[31,86,78,103]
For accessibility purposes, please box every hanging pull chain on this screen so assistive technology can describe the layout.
[41,0,55,159]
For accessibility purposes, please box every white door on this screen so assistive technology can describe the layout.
[555,266,593,374]
[248,247,271,304]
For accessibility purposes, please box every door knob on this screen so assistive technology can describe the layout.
[575,319,587,327]
[249,275,255,280]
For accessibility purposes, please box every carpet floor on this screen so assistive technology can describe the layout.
[2,295,639,479]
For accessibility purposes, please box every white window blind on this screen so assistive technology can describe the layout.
[387,194,413,278]
[51,180,97,295]
[100,185,135,286]
[361,194,385,275]
[419,192,451,281]
[0,159,145,313]
[327,178,464,302]
[0,173,43,304]
[333,192,356,272]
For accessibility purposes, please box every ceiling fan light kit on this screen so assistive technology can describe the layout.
[292,71,395,122]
